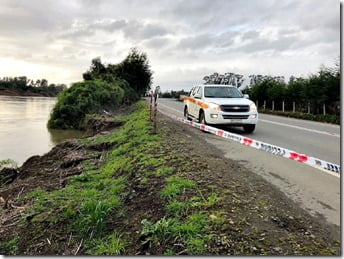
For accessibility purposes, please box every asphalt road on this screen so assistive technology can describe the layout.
[158,98,340,164]
[157,98,341,226]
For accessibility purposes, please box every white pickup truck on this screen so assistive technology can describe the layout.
[183,84,258,133]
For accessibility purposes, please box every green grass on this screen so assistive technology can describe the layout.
[86,233,126,255]
[0,236,20,255]
[160,176,196,200]
[167,200,189,216]
[19,101,163,254]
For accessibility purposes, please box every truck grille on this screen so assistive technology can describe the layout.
[220,105,249,112]
[222,115,249,120]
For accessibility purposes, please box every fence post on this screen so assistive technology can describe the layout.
[153,86,160,134]
[323,104,326,115]
[307,102,310,114]
[150,91,153,121]
[256,100,258,109]
[293,102,295,113]
[282,101,285,112]
[263,100,266,110]
[272,101,274,111]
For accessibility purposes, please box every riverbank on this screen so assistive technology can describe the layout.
[0,101,340,255]
[0,89,57,97]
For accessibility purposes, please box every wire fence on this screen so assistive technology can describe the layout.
[256,100,340,115]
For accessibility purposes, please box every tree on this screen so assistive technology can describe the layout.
[83,49,153,98]
[114,48,153,96]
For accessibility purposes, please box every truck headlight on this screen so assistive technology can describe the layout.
[250,103,257,112]
[209,103,221,111]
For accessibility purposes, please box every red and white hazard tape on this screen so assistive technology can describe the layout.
[158,109,340,176]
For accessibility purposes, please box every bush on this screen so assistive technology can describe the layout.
[48,80,124,130]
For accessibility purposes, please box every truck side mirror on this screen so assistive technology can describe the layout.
[244,94,249,99]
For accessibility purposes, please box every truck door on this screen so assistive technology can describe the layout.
[188,86,199,117]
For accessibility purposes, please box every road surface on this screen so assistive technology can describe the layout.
[157,98,341,227]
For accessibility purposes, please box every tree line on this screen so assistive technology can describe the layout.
[0,76,67,96]
[247,63,340,115]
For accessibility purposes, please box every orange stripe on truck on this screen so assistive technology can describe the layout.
[184,97,196,104]
[197,101,209,109]
[184,97,209,109]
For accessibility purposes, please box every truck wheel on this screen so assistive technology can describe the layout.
[243,125,255,133]
[184,106,191,120]
[199,111,207,125]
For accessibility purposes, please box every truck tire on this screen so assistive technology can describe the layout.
[184,106,191,120]
[199,110,207,125]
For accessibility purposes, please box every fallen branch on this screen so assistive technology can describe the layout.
[74,239,83,255]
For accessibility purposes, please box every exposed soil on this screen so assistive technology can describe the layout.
[0,109,340,255]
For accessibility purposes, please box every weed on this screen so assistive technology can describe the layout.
[0,236,20,255]
[75,200,114,237]
[163,248,177,255]
[161,176,196,200]
[192,191,222,208]
[167,201,189,217]
[87,233,126,255]
[155,167,174,177]
[187,238,206,254]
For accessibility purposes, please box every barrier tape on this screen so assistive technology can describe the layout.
[158,108,341,176]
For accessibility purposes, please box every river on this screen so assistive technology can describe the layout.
[0,96,84,166]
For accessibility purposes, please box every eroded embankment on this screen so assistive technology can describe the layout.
[0,101,340,255]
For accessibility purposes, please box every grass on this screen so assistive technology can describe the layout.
[15,101,163,254]
[87,233,126,255]
[0,236,20,255]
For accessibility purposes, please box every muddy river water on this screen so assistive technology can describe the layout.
[0,96,84,166]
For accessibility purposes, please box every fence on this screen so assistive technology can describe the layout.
[256,100,340,116]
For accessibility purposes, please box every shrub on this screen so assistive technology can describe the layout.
[48,80,124,130]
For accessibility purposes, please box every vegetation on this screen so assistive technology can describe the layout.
[48,48,153,130]
[48,79,125,129]
[0,76,66,96]
[0,159,17,170]
[247,64,340,120]
[83,48,153,97]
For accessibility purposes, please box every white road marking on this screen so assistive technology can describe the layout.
[259,119,340,138]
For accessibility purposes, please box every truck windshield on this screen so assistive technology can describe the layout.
[204,87,243,98]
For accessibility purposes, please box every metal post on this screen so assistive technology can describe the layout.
[308,102,310,114]
[282,101,284,112]
[150,91,153,121]
[272,101,274,111]
[293,102,295,113]
[323,103,326,115]
[153,86,160,134]
[263,100,266,110]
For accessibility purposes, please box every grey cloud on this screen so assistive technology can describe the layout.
[143,37,171,49]
[237,34,299,54]
[57,19,170,42]
[177,34,214,50]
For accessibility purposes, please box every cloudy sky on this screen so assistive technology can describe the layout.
[0,0,340,92]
